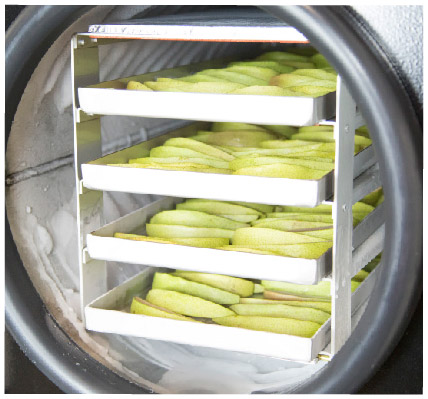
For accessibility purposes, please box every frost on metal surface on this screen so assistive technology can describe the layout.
[5,5,378,393]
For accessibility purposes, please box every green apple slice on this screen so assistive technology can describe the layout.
[299,229,334,240]
[298,125,334,133]
[262,214,333,223]
[364,254,381,273]
[114,233,174,244]
[233,163,328,180]
[150,146,222,160]
[146,289,235,318]
[260,125,298,138]
[146,224,235,240]
[150,210,248,230]
[232,227,328,245]
[273,204,332,214]
[176,199,262,216]
[198,69,268,85]
[280,61,316,69]
[220,214,260,223]
[173,270,254,297]
[130,297,197,322]
[292,69,337,81]
[312,53,332,69]
[177,74,229,83]
[261,279,361,300]
[152,273,240,304]
[213,315,321,338]
[126,81,153,91]
[352,269,370,283]
[229,60,294,74]
[225,65,278,80]
[231,144,326,157]
[229,156,334,172]
[283,151,336,160]
[145,80,245,93]
[260,139,320,149]
[263,290,331,302]
[256,51,309,62]
[230,303,330,325]
[211,122,268,132]
[225,242,332,259]
[163,137,235,161]
[288,86,335,97]
[252,219,332,231]
[291,131,372,148]
[114,233,229,248]
[240,297,331,313]
[227,201,274,214]
[360,188,383,207]
[191,130,277,148]
[129,156,230,169]
[254,283,265,294]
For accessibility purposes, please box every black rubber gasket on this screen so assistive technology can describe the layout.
[261,5,422,394]
[6,5,422,394]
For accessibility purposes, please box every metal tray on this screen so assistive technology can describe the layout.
[81,123,377,207]
[77,58,336,126]
[84,264,379,363]
[85,197,384,285]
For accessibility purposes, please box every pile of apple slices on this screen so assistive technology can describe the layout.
[126,50,338,97]
[130,255,380,338]
[110,121,372,179]
[115,193,382,258]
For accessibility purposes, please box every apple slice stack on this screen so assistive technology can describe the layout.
[125,50,339,97]
[129,255,380,338]
[114,192,382,259]
[110,121,372,179]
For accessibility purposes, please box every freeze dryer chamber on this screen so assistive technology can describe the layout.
[5,5,422,394]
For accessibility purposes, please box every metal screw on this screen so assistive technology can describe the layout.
[345,124,349,133]
[91,38,98,43]
[78,39,85,46]
[342,204,347,211]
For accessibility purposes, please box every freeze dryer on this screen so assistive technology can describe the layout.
[5,5,422,394]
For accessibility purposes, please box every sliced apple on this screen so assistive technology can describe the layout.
[252,219,332,231]
[146,289,235,318]
[260,124,298,138]
[126,81,153,91]
[240,297,331,313]
[129,156,230,169]
[213,315,321,338]
[233,227,328,245]
[150,210,247,230]
[292,69,337,82]
[228,60,294,74]
[176,199,262,216]
[149,145,222,160]
[230,303,330,325]
[225,65,278,80]
[261,279,361,300]
[229,156,334,172]
[211,122,267,132]
[130,297,197,322]
[152,273,240,304]
[191,130,277,148]
[173,270,255,297]
[233,163,328,180]
[146,223,235,240]
[198,69,268,85]
[256,51,310,62]
[163,137,235,161]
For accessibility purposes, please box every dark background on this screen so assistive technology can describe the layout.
[5,5,422,394]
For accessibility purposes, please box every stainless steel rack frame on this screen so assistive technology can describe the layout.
[71,9,383,362]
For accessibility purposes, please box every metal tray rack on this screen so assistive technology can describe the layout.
[72,9,383,362]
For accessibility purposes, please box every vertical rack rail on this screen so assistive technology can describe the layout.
[331,76,356,354]
[71,35,107,320]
